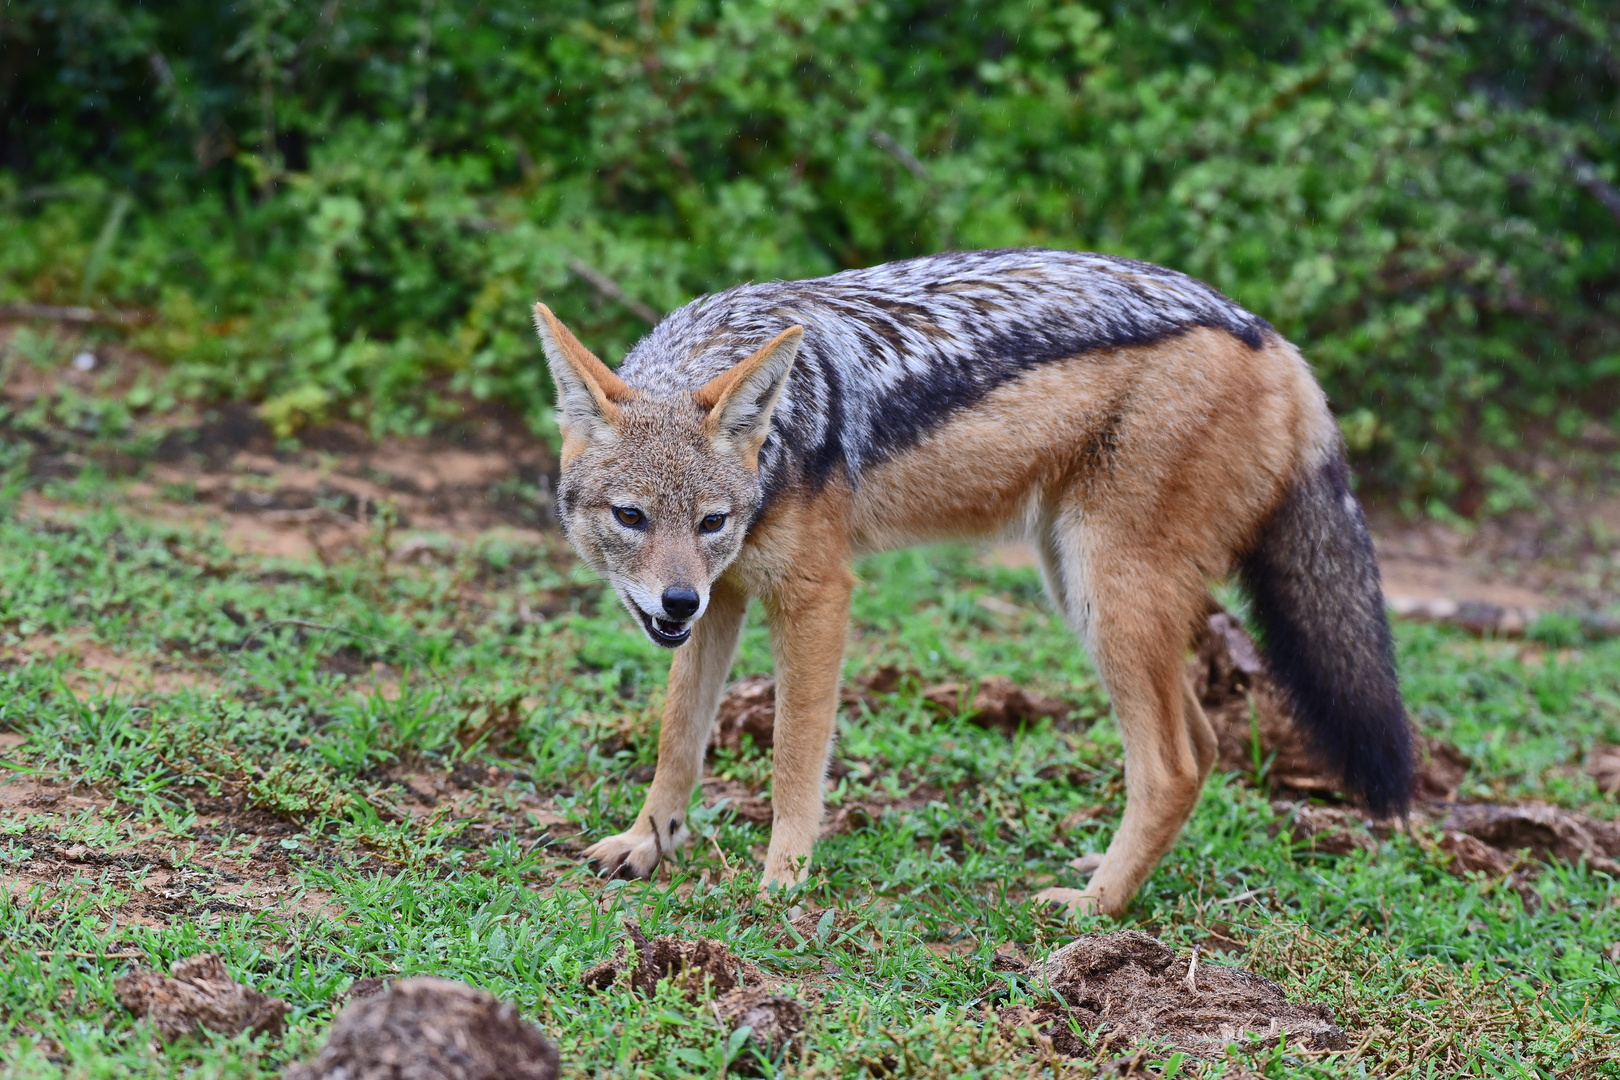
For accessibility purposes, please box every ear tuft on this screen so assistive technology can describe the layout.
[696,326,803,466]
[533,302,635,446]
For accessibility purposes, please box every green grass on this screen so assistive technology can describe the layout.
[0,477,1617,1078]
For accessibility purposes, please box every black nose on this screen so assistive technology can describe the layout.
[661,587,700,620]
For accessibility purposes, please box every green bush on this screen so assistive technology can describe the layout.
[2,0,1616,506]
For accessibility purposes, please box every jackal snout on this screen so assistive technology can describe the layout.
[660,587,700,620]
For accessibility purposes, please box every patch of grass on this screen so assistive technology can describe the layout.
[0,487,1617,1077]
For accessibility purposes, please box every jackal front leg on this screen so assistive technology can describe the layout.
[583,583,746,879]
[758,564,853,894]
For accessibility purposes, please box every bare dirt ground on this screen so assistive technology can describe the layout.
[8,327,1616,620]
[0,766,342,929]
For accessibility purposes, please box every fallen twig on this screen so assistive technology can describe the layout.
[0,302,149,326]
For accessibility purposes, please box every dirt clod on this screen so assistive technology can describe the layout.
[713,986,807,1059]
[711,669,1073,752]
[711,675,778,753]
[1587,745,1620,795]
[921,675,1074,733]
[1286,804,1377,855]
[1412,737,1473,801]
[581,922,802,1062]
[283,977,559,1080]
[580,920,766,1001]
[995,931,1346,1058]
[114,953,289,1043]
[1437,831,1516,876]
[996,1001,1090,1057]
[1435,802,1620,875]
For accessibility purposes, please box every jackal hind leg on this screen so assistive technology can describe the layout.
[1034,512,1209,917]
[582,581,747,879]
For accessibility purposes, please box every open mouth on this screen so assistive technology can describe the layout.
[633,603,692,648]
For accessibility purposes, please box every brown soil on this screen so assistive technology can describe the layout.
[1,630,216,699]
[1587,745,1620,794]
[709,667,1076,759]
[1279,793,1620,906]
[1370,504,1620,614]
[580,919,767,1001]
[699,777,774,826]
[283,977,559,1080]
[996,931,1346,1058]
[580,920,806,1061]
[919,676,1075,733]
[135,402,556,560]
[1280,804,1378,855]
[0,772,341,927]
[711,674,778,753]
[114,953,289,1043]
[2,334,559,561]
[996,511,1620,632]
[1430,801,1620,876]
[713,987,809,1061]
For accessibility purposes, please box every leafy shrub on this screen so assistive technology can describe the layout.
[1,0,1616,506]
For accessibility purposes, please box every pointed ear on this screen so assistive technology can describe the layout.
[694,326,803,466]
[533,303,635,446]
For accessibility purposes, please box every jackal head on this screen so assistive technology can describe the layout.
[533,303,802,648]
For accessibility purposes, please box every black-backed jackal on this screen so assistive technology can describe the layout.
[534,248,1410,916]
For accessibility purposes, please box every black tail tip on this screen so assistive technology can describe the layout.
[1348,743,1414,819]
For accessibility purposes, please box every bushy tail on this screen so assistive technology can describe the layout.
[1238,454,1412,817]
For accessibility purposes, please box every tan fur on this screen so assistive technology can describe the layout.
[695,327,804,414]
[533,303,634,415]
[733,484,856,887]
[558,316,1343,914]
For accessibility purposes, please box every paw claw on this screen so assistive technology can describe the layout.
[1035,886,1100,917]
[581,829,666,880]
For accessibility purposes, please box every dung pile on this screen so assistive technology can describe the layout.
[283,977,559,1080]
[995,931,1346,1058]
[114,953,289,1043]
[581,920,805,1061]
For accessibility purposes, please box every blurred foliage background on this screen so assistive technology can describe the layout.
[1,0,1616,511]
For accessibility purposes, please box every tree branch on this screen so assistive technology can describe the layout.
[566,258,661,325]
[869,130,930,181]
[0,303,149,326]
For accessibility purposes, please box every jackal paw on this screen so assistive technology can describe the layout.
[1034,886,1102,917]
[582,823,686,879]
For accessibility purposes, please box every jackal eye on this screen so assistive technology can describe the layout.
[612,506,646,529]
[699,512,727,534]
